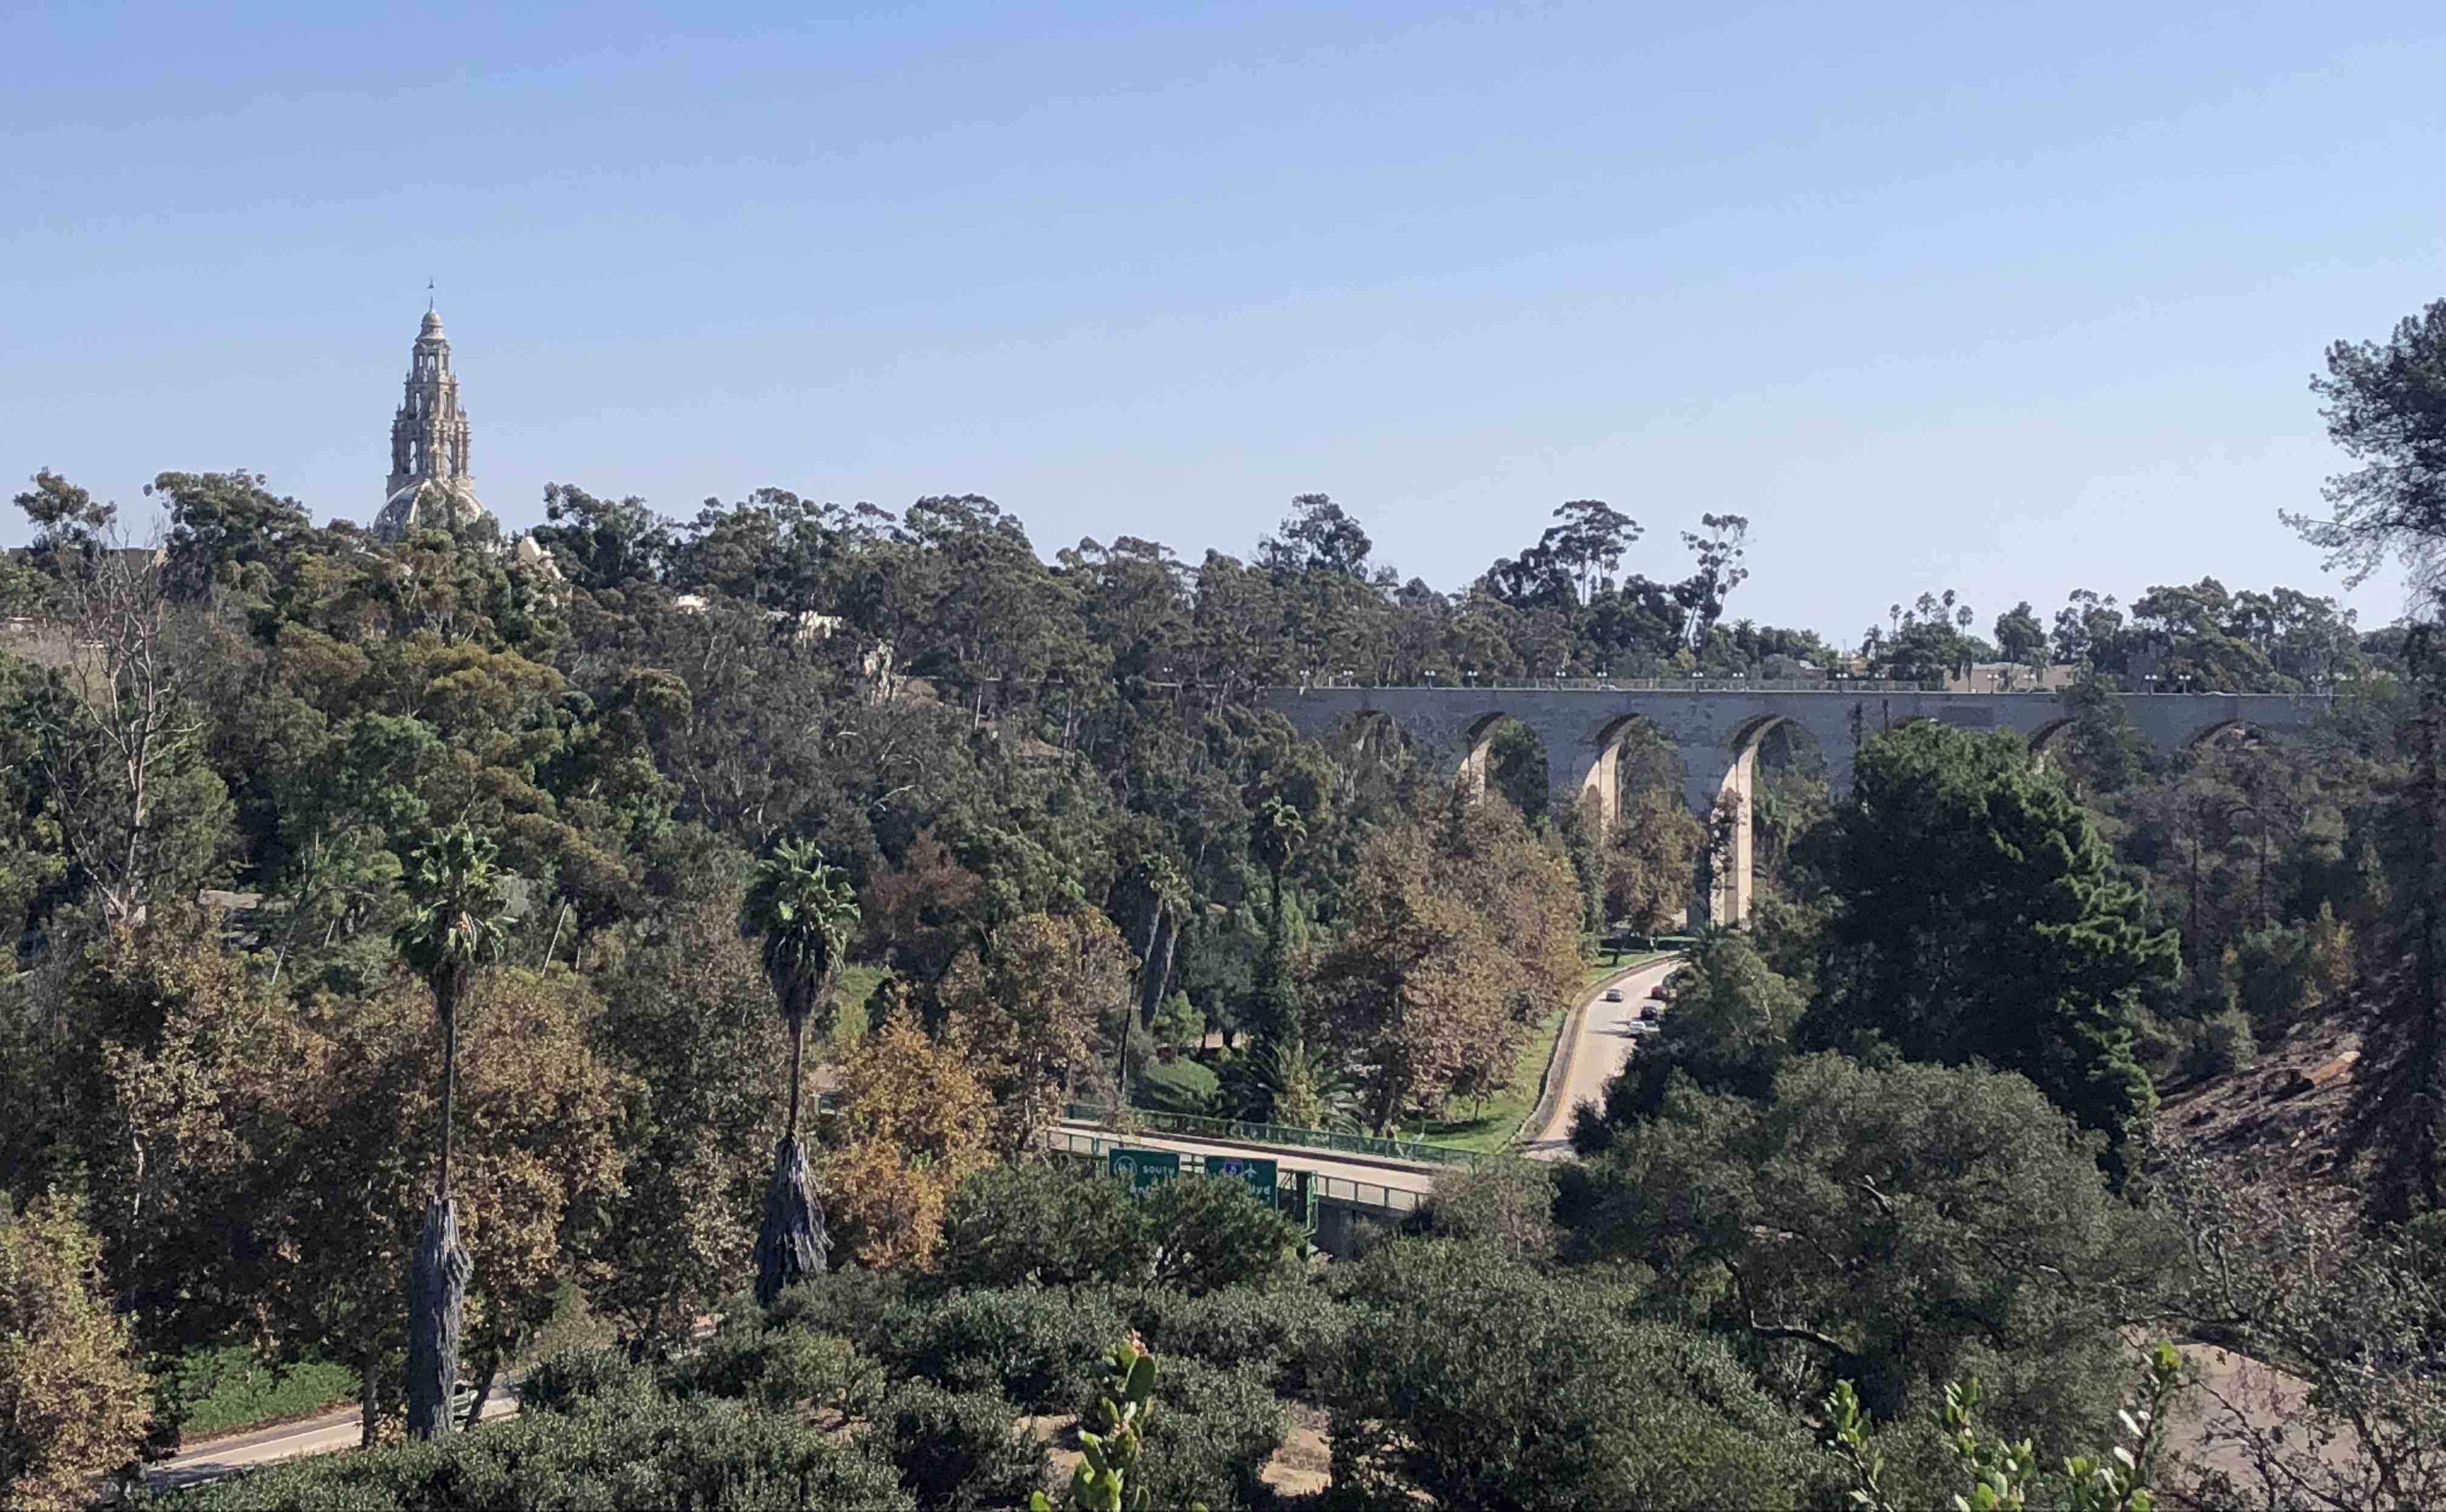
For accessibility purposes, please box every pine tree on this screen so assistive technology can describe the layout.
[1807,722,2176,1146]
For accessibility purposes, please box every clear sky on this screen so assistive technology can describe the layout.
[7,0,2441,642]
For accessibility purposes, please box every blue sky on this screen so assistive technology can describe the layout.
[6,0,2441,641]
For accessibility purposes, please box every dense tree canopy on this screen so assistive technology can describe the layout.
[1804,722,2175,1141]
[4,290,2444,1503]
[0,1194,152,1511]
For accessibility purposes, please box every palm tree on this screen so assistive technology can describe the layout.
[1116,851,1189,1118]
[740,837,860,1305]
[1252,796,1308,1052]
[1253,796,1307,935]
[741,836,861,1137]
[398,827,509,1200]
[393,825,507,1439]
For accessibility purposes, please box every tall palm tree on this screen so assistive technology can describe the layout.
[1253,796,1307,935]
[741,837,861,1137]
[397,827,510,1201]
[1252,796,1308,1051]
[741,838,860,1306]
[394,824,507,1439]
[1116,851,1188,1117]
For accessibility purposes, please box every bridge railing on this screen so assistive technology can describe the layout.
[1045,1126,1425,1214]
[1062,1101,1475,1167]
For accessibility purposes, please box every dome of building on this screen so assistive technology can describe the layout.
[374,478,488,540]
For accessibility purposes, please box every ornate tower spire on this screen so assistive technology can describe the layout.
[374,304,489,542]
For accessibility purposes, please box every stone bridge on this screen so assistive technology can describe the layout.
[1261,685,2330,922]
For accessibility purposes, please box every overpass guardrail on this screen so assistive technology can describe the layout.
[1045,1126,1426,1214]
[1062,1101,1476,1167]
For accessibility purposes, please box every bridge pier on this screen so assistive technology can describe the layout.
[1267,687,2327,927]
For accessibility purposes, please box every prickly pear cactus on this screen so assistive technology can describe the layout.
[1031,1339,1205,1512]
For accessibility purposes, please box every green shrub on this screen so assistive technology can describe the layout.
[763,1268,908,1356]
[1113,1285,1351,1398]
[1414,1153,1558,1259]
[1151,993,1205,1052]
[2183,1009,2259,1080]
[666,1319,881,1420]
[184,1392,911,1511]
[879,1286,1129,1413]
[1136,1175,1306,1295]
[857,1382,1047,1511]
[1321,1239,1825,1511]
[937,1163,1305,1297]
[935,1164,1141,1290]
[2129,1007,2188,1079]
[165,1345,356,1439]
[521,1343,653,1416]
[1128,1359,1285,1512]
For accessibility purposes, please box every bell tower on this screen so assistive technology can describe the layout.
[374,303,488,541]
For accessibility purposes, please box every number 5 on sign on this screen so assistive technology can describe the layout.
[1211,1156,1278,1206]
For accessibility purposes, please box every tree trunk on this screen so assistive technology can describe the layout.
[785,1009,806,1136]
[405,1195,471,1439]
[460,1329,503,1433]
[1117,903,1172,1114]
[753,1134,830,1308]
[360,1351,380,1449]
[438,987,457,1199]
[1260,866,1298,1046]
[1137,907,1178,1024]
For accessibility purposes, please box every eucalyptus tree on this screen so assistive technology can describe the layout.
[740,836,860,1303]
[394,825,509,1439]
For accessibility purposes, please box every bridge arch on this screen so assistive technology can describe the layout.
[1322,710,1413,813]
[1705,714,1834,924]
[1456,711,1554,818]
[1256,684,2333,926]
[1573,713,1683,832]
[2188,719,2269,750]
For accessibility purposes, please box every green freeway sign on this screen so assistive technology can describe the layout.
[1108,1147,1181,1192]
[1204,1154,1278,1208]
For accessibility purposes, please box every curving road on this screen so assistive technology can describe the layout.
[140,1384,519,1493]
[1520,955,1682,1156]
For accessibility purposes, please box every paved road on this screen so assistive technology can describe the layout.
[143,1383,520,1493]
[1060,952,1682,1185]
[1521,955,1682,1156]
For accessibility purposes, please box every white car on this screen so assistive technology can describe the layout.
[1628,1018,1661,1037]
[1602,987,1625,1003]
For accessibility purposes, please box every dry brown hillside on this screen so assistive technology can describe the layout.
[2156,1010,2370,1205]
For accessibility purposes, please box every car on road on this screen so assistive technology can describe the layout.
[1639,1004,1661,1023]
[1602,987,1624,1002]
[1628,1018,1660,1037]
